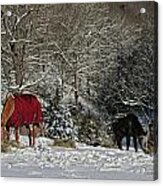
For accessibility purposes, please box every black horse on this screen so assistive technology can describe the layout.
[112,113,146,152]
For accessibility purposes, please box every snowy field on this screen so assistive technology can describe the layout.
[1,136,154,180]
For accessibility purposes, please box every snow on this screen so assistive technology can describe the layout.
[1,136,154,180]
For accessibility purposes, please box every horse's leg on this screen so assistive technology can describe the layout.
[126,135,130,151]
[6,125,10,141]
[27,125,32,146]
[15,127,19,144]
[133,136,138,152]
[1,126,5,141]
[32,124,36,146]
[117,136,123,150]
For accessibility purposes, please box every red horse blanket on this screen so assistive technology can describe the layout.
[8,94,43,127]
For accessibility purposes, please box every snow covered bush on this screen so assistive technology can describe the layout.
[45,104,75,140]
[74,113,115,147]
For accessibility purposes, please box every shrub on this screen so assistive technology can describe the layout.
[46,104,75,140]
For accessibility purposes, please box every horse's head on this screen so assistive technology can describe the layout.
[138,127,150,153]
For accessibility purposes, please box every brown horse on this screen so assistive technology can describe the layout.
[1,93,43,146]
[112,113,147,152]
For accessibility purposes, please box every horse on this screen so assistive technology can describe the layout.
[112,113,147,152]
[1,93,43,146]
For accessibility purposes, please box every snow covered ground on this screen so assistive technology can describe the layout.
[1,136,154,180]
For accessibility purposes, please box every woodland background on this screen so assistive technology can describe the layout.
[1,2,157,146]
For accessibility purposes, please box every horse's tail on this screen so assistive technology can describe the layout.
[1,93,15,141]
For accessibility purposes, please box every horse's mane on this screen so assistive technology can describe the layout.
[6,92,15,99]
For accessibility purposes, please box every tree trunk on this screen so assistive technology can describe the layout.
[74,71,78,106]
